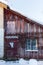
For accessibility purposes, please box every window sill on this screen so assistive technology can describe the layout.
[25,50,38,52]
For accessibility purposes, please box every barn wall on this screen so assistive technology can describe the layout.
[4,9,43,59]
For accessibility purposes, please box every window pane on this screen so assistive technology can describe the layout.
[26,45,30,50]
[7,21,15,34]
[24,22,28,33]
[16,20,20,33]
[31,39,37,50]
[26,39,31,50]
[33,46,37,50]
[32,39,36,46]
[20,19,24,33]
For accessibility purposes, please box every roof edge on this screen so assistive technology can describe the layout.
[5,8,43,28]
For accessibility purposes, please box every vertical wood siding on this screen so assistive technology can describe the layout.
[4,9,43,59]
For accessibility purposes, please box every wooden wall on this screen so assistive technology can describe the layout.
[4,9,43,59]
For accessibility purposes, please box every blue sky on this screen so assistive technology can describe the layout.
[8,0,43,24]
[1,0,43,24]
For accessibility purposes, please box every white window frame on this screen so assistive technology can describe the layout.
[25,39,38,51]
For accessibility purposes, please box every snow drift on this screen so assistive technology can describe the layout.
[29,59,38,65]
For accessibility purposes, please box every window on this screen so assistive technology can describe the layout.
[7,21,16,34]
[27,23,29,33]
[39,38,43,46]
[39,27,40,32]
[17,20,21,33]
[24,22,28,33]
[40,28,43,32]
[29,24,34,33]
[20,19,24,33]
[34,24,36,32]
[25,39,38,51]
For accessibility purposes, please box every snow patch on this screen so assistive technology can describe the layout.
[0,59,43,65]
[19,58,28,65]
[38,61,43,65]
[0,0,8,5]
[0,60,5,65]
[19,58,38,65]
[29,59,38,65]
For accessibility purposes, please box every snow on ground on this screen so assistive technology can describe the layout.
[38,61,43,65]
[29,59,38,65]
[0,59,43,65]
[19,58,28,65]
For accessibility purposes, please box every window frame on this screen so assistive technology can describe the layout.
[25,39,38,51]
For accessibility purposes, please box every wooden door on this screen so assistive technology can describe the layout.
[4,39,18,59]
